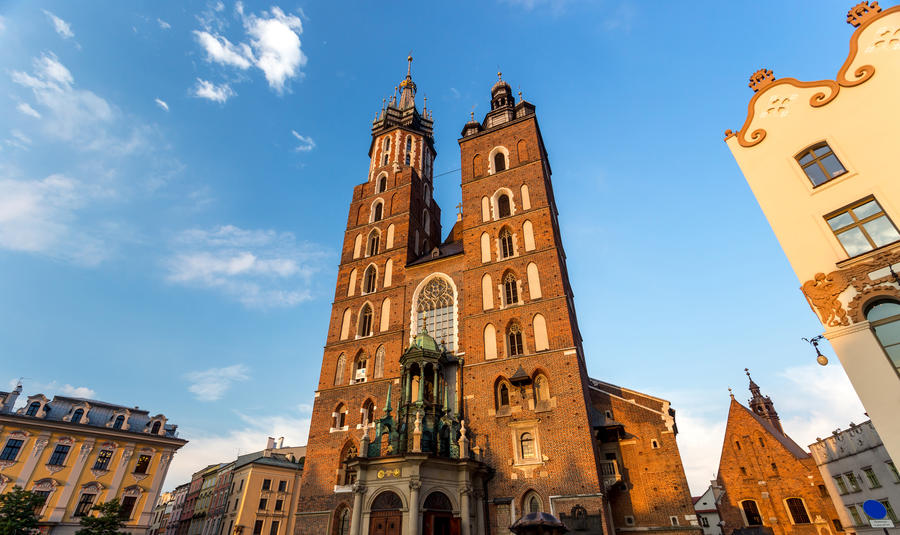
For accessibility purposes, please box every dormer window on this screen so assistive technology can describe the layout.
[796,142,846,186]
[113,415,125,430]
[71,409,84,424]
[26,402,41,417]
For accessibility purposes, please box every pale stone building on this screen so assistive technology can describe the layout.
[724,1,900,464]
[809,421,900,535]
[693,484,724,535]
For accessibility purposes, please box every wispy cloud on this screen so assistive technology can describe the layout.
[43,10,74,39]
[192,4,307,96]
[184,364,250,401]
[192,78,234,103]
[16,103,41,118]
[164,403,311,489]
[59,384,97,398]
[291,130,315,152]
[154,98,169,112]
[5,130,32,150]
[164,225,329,307]
[157,18,171,30]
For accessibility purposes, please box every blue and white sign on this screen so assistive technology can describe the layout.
[864,500,887,520]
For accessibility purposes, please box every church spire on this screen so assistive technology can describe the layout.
[745,368,784,435]
[398,55,417,110]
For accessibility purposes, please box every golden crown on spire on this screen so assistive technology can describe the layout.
[847,1,881,27]
[748,68,776,92]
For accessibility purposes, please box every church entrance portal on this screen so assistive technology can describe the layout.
[369,491,402,535]
[422,491,459,535]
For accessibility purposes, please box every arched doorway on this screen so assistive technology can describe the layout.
[369,491,402,535]
[423,491,458,535]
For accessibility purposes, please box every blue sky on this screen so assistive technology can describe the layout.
[0,0,869,494]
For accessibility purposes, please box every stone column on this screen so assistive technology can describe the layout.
[460,484,472,535]
[106,445,135,499]
[474,489,485,535]
[49,439,95,522]
[349,483,365,535]
[407,478,421,535]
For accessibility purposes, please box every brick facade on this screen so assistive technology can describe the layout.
[294,64,698,535]
[716,378,841,535]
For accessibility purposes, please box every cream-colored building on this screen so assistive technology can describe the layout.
[724,1,900,465]
[0,384,187,535]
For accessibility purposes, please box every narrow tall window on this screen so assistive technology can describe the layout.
[863,467,881,488]
[866,300,900,375]
[339,444,357,485]
[278,480,287,492]
[71,409,84,424]
[520,432,535,459]
[373,202,383,222]
[358,305,373,337]
[150,421,161,434]
[498,383,510,408]
[405,136,411,165]
[48,445,70,466]
[113,415,125,429]
[74,493,96,517]
[120,496,137,520]
[499,228,514,259]
[504,273,518,305]
[508,323,524,356]
[796,142,846,186]
[26,402,40,416]
[253,521,264,535]
[354,353,368,383]
[0,439,23,461]
[845,472,861,492]
[93,449,113,470]
[362,400,375,424]
[333,404,347,429]
[377,175,387,193]
[786,498,811,524]
[534,374,550,402]
[382,137,390,167]
[367,230,380,256]
[134,454,151,474]
[497,194,511,218]
[334,354,346,386]
[834,475,848,494]
[826,197,900,257]
[494,152,506,172]
[527,494,540,513]
[363,265,377,294]
[741,500,763,526]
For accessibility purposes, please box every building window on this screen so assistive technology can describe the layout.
[113,415,125,429]
[278,480,286,492]
[339,444,357,486]
[888,461,900,483]
[832,518,844,532]
[497,194,511,218]
[670,516,679,526]
[358,304,373,337]
[74,493,96,517]
[533,374,550,403]
[269,521,279,535]
[362,400,375,425]
[796,142,847,186]
[504,272,519,305]
[259,498,267,510]
[48,445,70,466]
[507,323,524,356]
[372,202,383,222]
[71,408,84,424]
[134,454,151,474]
[337,509,350,535]
[275,499,283,511]
[494,152,507,173]
[771,462,778,474]
[120,496,137,520]
[740,466,748,476]
[848,505,863,526]
[700,517,710,527]
[363,265,377,294]
[735,440,742,450]
[834,475,849,494]
[624,516,635,526]
[377,175,387,193]
[334,353,346,386]
[374,345,385,379]
[26,402,41,416]
[786,498,811,524]
[651,439,660,449]
[863,467,881,488]
[415,276,456,351]
[826,197,900,257]
[32,490,49,514]
[882,500,899,522]
[405,136,411,165]
[845,472,862,492]
[499,228,514,258]
[866,300,900,375]
[741,500,763,526]
[758,437,765,447]
[367,230,380,256]
[520,432,536,459]
[253,520,264,535]
[0,439,24,461]
[523,492,541,513]
[818,485,829,498]
[262,478,271,490]
[333,404,347,429]
[150,421,161,434]
[497,382,510,409]
[354,353,368,383]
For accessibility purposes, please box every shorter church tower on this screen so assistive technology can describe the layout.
[715,372,840,535]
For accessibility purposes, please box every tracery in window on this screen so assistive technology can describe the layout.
[358,304,373,337]
[367,229,380,256]
[504,272,519,305]
[363,265,377,294]
[499,228,514,259]
[507,322,524,356]
[338,442,357,485]
[415,276,456,351]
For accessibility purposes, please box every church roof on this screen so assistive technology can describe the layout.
[406,240,463,267]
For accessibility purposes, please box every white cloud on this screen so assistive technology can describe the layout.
[184,364,250,401]
[157,18,171,30]
[154,98,169,111]
[43,10,74,39]
[5,130,32,150]
[192,5,306,95]
[59,384,96,399]
[291,130,315,152]
[0,173,108,265]
[192,78,234,103]
[164,225,328,307]
[164,405,310,490]
[16,102,41,118]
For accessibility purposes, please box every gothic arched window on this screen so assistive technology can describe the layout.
[786,498,811,524]
[372,202,383,222]
[336,508,350,535]
[866,300,900,374]
[374,345,385,379]
[494,152,507,172]
[520,432,536,459]
[524,491,541,513]
[507,322,524,356]
[497,194,511,218]
[358,305,373,337]
[382,137,391,166]
[338,443,357,485]
[367,230,380,256]
[377,175,387,193]
[361,399,375,425]
[504,272,518,305]
[415,277,456,351]
[533,374,550,403]
[741,500,763,526]
[363,265,377,294]
[405,136,412,165]
[334,353,346,385]
[354,352,368,383]
[497,382,510,409]
[499,228,514,259]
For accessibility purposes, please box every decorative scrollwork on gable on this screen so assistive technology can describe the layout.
[848,1,882,27]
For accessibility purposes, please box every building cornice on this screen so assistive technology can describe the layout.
[0,413,187,448]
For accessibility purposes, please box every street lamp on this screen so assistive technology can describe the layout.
[802,335,828,366]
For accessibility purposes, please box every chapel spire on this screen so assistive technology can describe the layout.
[745,368,784,435]
[371,55,433,140]
[399,55,416,110]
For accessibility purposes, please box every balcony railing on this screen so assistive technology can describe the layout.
[599,460,622,486]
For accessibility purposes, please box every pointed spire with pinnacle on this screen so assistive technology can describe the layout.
[398,54,417,110]
[744,368,784,435]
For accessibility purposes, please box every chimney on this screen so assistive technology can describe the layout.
[277,437,284,449]
[2,383,22,413]
[266,437,275,450]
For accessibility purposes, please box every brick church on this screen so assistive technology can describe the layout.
[294,58,700,535]
[715,371,840,535]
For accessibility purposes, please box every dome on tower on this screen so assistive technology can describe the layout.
[491,72,514,110]
[412,327,440,352]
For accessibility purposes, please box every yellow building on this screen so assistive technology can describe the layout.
[0,384,187,535]
[220,445,303,535]
[724,2,900,464]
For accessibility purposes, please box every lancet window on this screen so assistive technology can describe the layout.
[415,277,456,351]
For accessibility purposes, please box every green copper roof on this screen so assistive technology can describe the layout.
[412,328,440,352]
